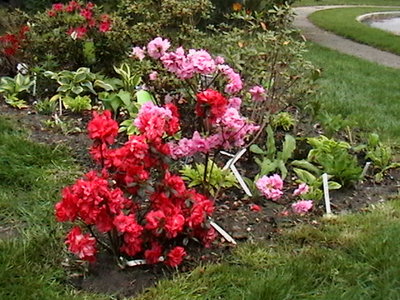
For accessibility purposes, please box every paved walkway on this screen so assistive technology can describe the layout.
[293,6,400,69]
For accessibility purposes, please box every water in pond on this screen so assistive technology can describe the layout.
[365,16,400,35]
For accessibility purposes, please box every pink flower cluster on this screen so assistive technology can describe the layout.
[56,109,216,266]
[256,174,284,201]
[169,90,259,159]
[131,37,243,94]
[249,85,267,102]
[291,200,313,214]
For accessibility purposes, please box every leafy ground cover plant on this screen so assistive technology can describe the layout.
[0,73,33,108]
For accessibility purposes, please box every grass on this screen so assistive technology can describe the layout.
[308,7,400,55]
[301,42,400,144]
[136,201,400,299]
[0,116,107,300]
[294,0,400,6]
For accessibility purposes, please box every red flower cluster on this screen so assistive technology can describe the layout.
[46,1,112,39]
[0,25,29,57]
[56,109,216,266]
[195,89,228,123]
[66,227,97,262]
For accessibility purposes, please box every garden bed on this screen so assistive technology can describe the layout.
[2,102,399,298]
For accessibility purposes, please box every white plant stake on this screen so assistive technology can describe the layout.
[322,173,332,215]
[361,162,371,179]
[221,149,252,197]
[210,220,237,245]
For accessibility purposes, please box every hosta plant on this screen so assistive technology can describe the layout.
[0,73,33,108]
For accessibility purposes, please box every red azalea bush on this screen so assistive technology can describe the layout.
[22,1,130,72]
[55,109,216,266]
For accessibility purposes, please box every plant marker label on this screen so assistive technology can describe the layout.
[210,220,237,245]
[222,149,252,197]
[361,162,371,178]
[322,173,332,215]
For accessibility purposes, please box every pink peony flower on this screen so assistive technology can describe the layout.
[291,200,313,214]
[293,183,310,197]
[249,85,266,102]
[256,174,284,201]
[131,46,146,60]
[147,37,171,59]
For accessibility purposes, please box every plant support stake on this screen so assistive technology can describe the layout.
[322,173,332,215]
[221,149,252,196]
[210,220,237,245]
[361,162,371,179]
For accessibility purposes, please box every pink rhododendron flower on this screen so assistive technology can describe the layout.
[145,242,163,264]
[249,85,266,102]
[147,37,171,59]
[131,46,146,60]
[228,97,242,110]
[219,65,243,94]
[149,71,158,80]
[292,200,313,214]
[293,183,310,197]
[66,227,97,262]
[256,174,284,201]
[215,56,225,65]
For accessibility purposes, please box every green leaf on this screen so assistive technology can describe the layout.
[328,181,342,190]
[280,134,296,162]
[94,79,114,91]
[81,81,96,95]
[250,144,266,155]
[291,160,321,175]
[117,90,132,107]
[136,90,154,105]
[71,86,84,95]
[293,168,317,184]
[74,72,87,83]
[265,125,276,159]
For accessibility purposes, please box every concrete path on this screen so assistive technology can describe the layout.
[293,6,400,69]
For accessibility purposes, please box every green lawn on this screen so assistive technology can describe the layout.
[303,42,400,144]
[137,201,400,300]
[309,7,400,55]
[295,0,400,6]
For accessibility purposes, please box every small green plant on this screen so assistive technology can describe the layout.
[250,125,296,179]
[62,95,92,113]
[271,112,296,131]
[34,98,57,115]
[0,73,33,108]
[113,63,141,94]
[291,159,342,201]
[363,133,400,182]
[307,135,362,186]
[180,159,238,197]
[44,67,119,114]
[318,112,355,138]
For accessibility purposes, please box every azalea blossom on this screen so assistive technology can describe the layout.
[149,71,158,80]
[249,85,267,102]
[292,200,313,214]
[147,37,171,59]
[293,183,310,197]
[166,246,186,267]
[66,227,97,262]
[256,174,284,201]
[131,46,146,60]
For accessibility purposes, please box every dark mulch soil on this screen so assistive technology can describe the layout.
[2,103,400,298]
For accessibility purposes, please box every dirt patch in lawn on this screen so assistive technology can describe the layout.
[1,104,400,298]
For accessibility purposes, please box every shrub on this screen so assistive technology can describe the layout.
[22,1,131,72]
